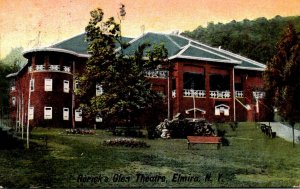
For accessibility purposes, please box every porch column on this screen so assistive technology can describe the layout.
[204,64,211,120]
[31,55,36,68]
[229,67,235,121]
[205,64,210,101]
[167,70,173,120]
[175,62,183,114]
[44,55,49,68]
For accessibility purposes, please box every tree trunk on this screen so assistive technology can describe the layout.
[289,121,295,147]
[292,124,295,147]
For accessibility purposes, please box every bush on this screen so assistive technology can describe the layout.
[156,118,216,138]
[103,138,150,148]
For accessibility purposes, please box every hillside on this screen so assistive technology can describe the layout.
[182,16,300,63]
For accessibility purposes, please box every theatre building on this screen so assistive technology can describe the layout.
[7,32,267,128]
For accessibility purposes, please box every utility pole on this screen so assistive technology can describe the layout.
[21,93,24,139]
[26,71,33,149]
[167,71,170,120]
[72,61,75,129]
[192,81,196,119]
[233,68,236,122]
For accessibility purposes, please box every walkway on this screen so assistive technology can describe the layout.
[260,122,300,144]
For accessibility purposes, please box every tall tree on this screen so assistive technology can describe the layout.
[77,8,168,128]
[264,23,300,146]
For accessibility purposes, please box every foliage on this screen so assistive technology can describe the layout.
[156,118,216,138]
[76,8,169,127]
[1,47,27,68]
[263,23,300,146]
[0,47,24,107]
[182,16,300,63]
[264,24,300,123]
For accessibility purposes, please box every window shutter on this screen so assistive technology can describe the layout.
[12,97,16,106]
[63,80,69,93]
[96,115,102,122]
[30,79,35,91]
[44,107,52,119]
[63,108,69,120]
[45,79,53,91]
[75,109,82,122]
[96,84,103,96]
[28,107,34,120]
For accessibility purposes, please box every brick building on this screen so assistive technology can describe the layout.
[7,32,267,128]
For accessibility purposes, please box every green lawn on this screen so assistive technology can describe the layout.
[1,122,300,188]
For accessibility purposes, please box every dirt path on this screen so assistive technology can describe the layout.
[260,122,300,144]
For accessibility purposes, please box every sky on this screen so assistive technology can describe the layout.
[0,0,299,58]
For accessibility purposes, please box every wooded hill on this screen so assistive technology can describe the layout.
[182,16,300,64]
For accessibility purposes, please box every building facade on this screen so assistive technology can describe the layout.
[7,32,268,128]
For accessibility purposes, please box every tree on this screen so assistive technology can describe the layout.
[2,47,27,68]
[0,50,22,108]
[263,23,300,146]
[77,8,169,128]
[182,16,300,63]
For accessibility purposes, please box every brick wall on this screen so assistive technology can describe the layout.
[8,52,270,129]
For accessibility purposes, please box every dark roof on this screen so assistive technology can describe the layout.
[51,33,88,54]
[122,32,265,70]
[51,33,133,55]
[19,31,265,75]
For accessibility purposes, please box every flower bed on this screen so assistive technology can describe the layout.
[65,128,95,135]
[103,138,150,148]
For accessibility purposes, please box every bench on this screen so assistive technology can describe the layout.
[187,136,221,149]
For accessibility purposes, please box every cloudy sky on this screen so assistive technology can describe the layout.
[0,0,299,58]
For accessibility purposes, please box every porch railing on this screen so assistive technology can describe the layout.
[235,91,244,98]
[144,70,168,78]
[210,91,231,99]
[172,90,264,99]
[253,91,265,99]
[183,89,206,98]
[28,65,71,73]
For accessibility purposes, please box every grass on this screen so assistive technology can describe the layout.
[0,122,300,188]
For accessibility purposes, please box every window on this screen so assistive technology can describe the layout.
[45,79,53,91]
[215,104,230,116]
[96,84,103,96]
[12,97,16,106]
[44,107,52,119]
[28,107,34,120]
[63,80,69,93]
[30,79,35,92]
[74,80,80,90]
[96,115,103,122]
[183,72,205,90]
[63,108,69,120]
[11,79,16,91]
[75,109,82,122]
[210,74,230,91]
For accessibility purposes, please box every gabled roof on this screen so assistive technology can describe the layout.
[170,44,240,64]
[121,32,265,70]
[121,32,183,57]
